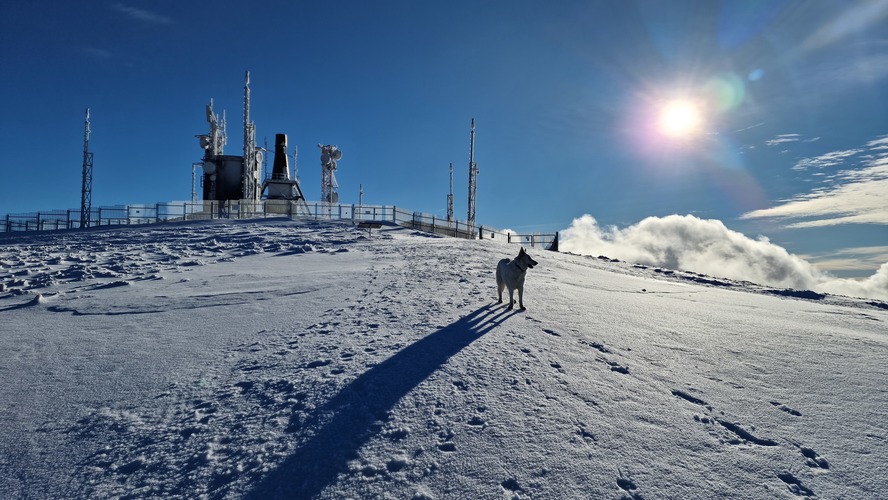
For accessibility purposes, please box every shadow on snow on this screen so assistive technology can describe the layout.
[245,304,516,499]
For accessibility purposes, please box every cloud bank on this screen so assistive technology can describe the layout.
[559,214,888,301]
[742,135,888,228]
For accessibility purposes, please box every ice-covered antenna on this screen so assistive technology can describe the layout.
[466,118,478,228]
[447,162,454,223]
[242,70,259,201]
[79,108,94,228]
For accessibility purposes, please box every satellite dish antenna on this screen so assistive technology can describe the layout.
[255,151,263,164]
[332,149,342,161]
[202,162,216,174]
[321,153,331,164]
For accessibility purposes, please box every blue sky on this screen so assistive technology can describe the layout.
[1,1,886,278]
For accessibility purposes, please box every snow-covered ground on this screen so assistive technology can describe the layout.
[1,218,886,499]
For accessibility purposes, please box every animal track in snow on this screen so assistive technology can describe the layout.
[777,471,816,497]
[542,328,561,337]
[671,389,708,407]
[616,475,643,500]
[579,339,611,353]
[674,388,778,446]
[597,356,629,374]
[501,477,523,494]
[798,446,830,469]
[716,419,778,447]
[770,401,802,416]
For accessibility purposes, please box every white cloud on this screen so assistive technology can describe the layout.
[792,148,863,170]
[743,161,888,227]
[818,263,888,301]
[802,245,888,273]
[559,214,888,301]
[742,136,888,227]
[112,3,173,25]
[765,134,801,146]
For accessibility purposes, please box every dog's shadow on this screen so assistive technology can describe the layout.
[245,304,517,499]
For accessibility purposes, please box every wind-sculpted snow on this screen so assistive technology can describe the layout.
[1,219,886,499]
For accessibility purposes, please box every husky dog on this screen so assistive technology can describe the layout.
[496,247,539,310]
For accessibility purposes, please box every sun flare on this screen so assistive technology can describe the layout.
[658,100,702,138]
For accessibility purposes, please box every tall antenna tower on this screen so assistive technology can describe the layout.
[447,162,454,223]
[242,71,259,202]
[466,118,478,228]
[80,108,94,228]
[318,144,342,217]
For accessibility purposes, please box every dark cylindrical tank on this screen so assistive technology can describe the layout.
[272,133,290,180]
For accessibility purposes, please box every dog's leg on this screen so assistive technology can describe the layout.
[518,285,526,310]
[507,288,514,310]
[497,281,505,304]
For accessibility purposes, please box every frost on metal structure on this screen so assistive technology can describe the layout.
[79,108,94,229]
[196,71,264,204]
[241,71,261,202]
[200,99,226,158]
[318,144,342,217]
[447,162,454,223]
[466,118,478,229]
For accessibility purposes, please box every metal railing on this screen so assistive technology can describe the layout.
[1,199,558,250]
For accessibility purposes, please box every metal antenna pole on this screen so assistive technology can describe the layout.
[80,108,94,228]
[262,136,269,181]
[466,118,478,228]
[242,70,257,202]
[293,145,298,180]
[447,162,454,223]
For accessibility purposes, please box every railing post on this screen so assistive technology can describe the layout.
[351,204,355,221]
[393,206,397,223]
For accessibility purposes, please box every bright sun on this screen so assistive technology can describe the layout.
[658,100,702,138]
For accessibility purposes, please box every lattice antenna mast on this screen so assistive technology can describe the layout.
[447,162,454,223]
[79,108,94,228]
[466,118,478,228]
[242,71,259,201]
[319,144,342,217]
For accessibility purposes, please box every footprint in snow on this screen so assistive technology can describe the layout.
[305,359,332,369]
[777,472,816,497]
[770,401,802,416]
[597,356,629,374]
[798,446,830,469]
[616,476,643,500]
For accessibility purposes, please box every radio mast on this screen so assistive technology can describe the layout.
[466,118,478,228]
[80,108,94,228]
[447,162,454,223]
[242,71,259,202]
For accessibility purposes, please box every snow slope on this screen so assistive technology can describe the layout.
[1,219,886,499]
